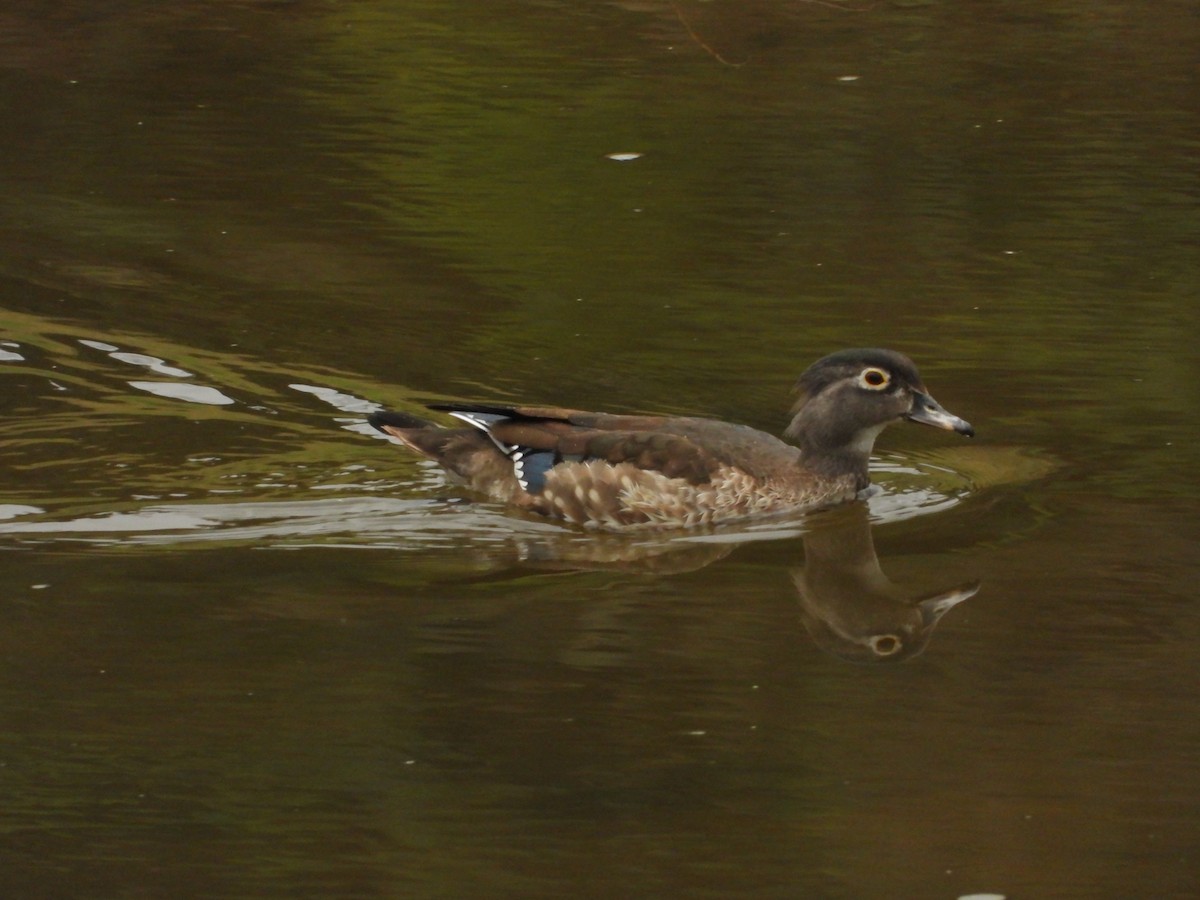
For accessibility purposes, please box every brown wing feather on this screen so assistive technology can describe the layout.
[508,407,671,432]
[495,411,802,480]
[424,402,807,486]
[427,403,670,433]
[484,422,720,485]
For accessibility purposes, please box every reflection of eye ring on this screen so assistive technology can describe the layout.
[859,368,890,390]
[870,634,902,657]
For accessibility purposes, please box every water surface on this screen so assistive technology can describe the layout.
[1,2,1197,898]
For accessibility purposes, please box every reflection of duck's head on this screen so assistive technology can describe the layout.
[792,504,977,664]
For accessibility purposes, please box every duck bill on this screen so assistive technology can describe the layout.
[917,581,981,626]
[906,391,975,437]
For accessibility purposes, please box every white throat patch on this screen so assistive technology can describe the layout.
[848,422,888,456]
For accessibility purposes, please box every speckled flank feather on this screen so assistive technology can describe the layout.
[523,461,859,530]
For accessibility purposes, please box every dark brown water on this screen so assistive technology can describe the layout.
[2,2,1198,897]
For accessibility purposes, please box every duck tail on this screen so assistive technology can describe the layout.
[368,409,436,432]
[367,408,459,459]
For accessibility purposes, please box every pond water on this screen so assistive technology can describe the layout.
[1,2,1197,897]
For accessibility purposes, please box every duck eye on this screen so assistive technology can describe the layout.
[859,368,890,390]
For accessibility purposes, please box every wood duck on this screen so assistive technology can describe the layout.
[368,348,973,530]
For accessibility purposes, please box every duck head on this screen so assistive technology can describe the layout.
[784,348,973,486]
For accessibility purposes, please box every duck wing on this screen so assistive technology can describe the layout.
[427,403,721,493]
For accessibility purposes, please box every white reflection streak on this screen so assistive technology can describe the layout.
[290,383,381,414]
[79,339,194,377]
[128,381,236,406]
[0,497,551,550]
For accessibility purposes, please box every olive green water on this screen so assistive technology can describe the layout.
[2,2,1197,897]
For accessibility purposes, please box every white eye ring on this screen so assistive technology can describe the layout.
[858,368,891,390]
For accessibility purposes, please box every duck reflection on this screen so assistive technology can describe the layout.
[504,499,977,664]
[792,503,978,663]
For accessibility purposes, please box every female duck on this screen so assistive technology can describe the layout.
[368,348,973,530]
